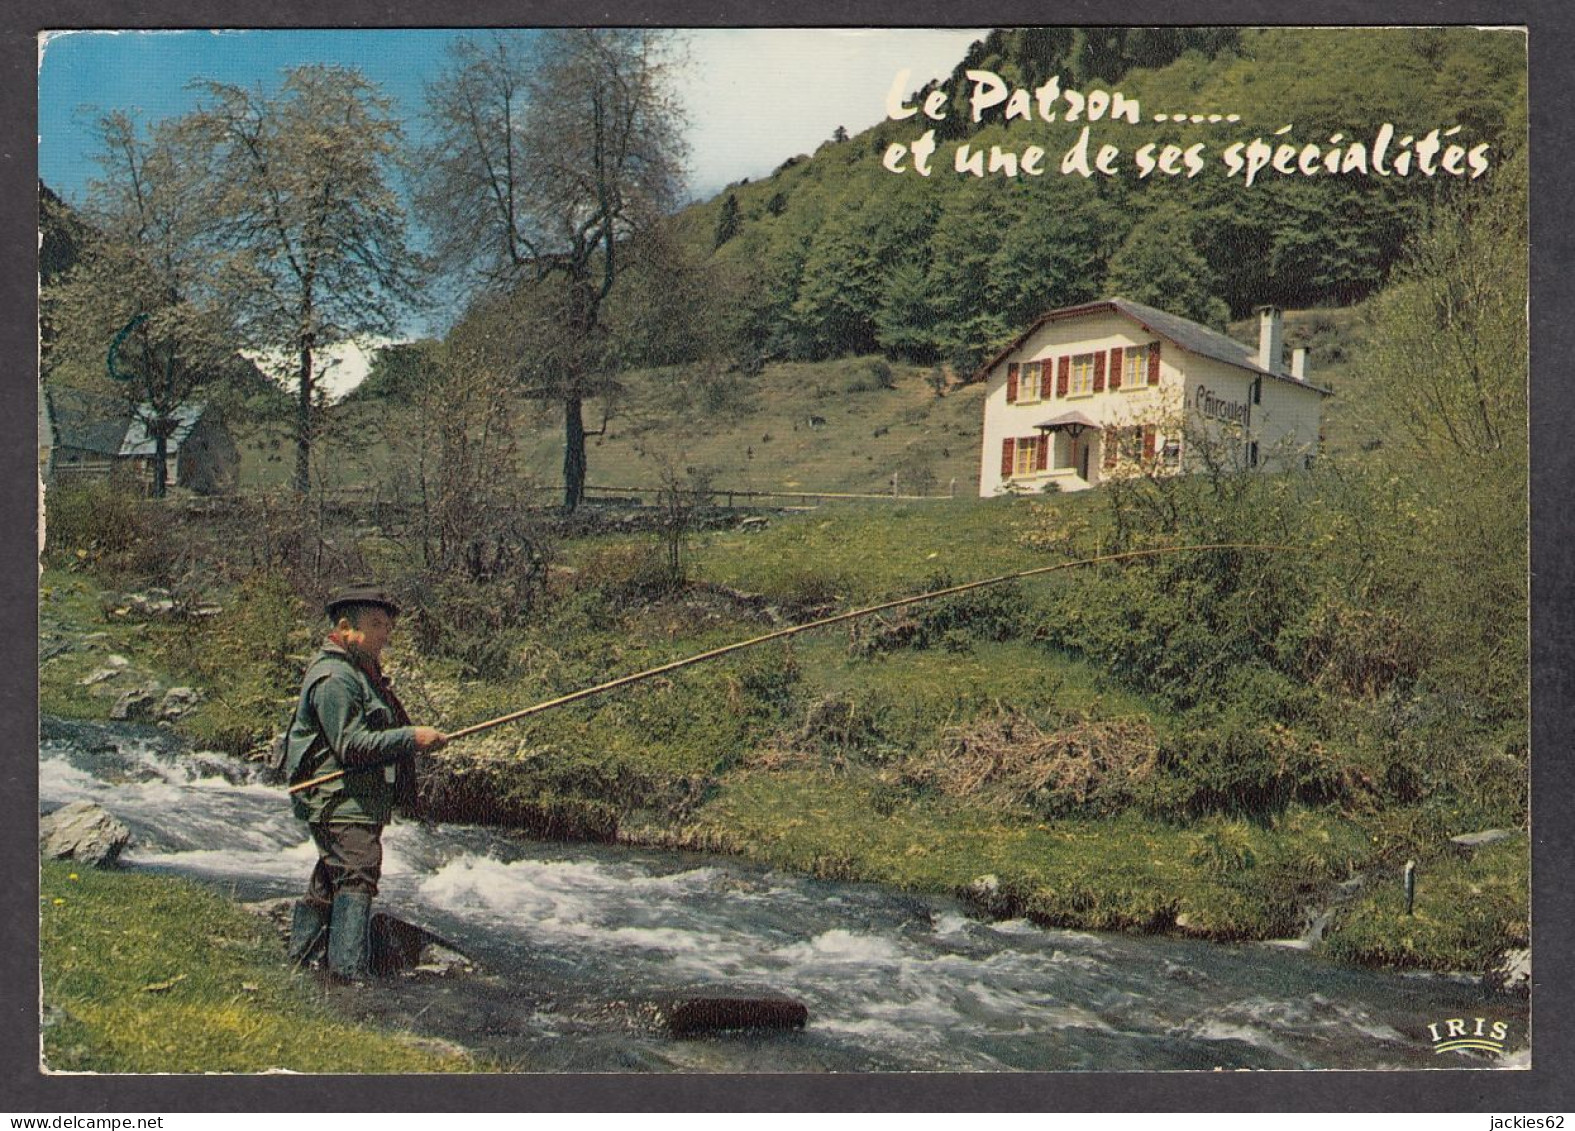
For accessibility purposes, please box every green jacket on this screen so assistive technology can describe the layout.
[285,642,418,826]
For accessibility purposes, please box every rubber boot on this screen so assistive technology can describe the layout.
[327,891,374,983]
[287,900,330,969]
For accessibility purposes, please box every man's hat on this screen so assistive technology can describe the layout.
[325,583,402,620]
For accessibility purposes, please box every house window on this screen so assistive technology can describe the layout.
[1068,353,1096,396]
[1246,440,1260,468]
[1014,436,1043,477]
[1119,426,1145,464]
[1162,439,1181,467]
[1123,346,1148,389]
[1019,361,1044,403]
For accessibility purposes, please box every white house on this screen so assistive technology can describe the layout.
[976,298,1331,496]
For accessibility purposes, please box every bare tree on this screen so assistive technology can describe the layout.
[416,29,688,510]
[182,65,425,494]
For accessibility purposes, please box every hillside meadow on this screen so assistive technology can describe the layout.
[230,304,1374,500]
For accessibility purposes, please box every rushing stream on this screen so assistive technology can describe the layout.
[40,716,1528,1073]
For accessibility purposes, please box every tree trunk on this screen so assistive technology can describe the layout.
[295,337,314,495]
[152,432,169,499]
[563,393,586,512]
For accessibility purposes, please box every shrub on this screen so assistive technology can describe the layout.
[42,478,179,581]
[758,564,847,617]
[850,575,1034,658]
[1154,717,1359,821]
[915,575,1031,643]
[795,693,890,763]
[159,571,312,755]
[402,568,553,681]
[391,511,555,678]
[844,358,895,393]
[1286,598,1428,697]
[1189,822,1258,875]
[730,646,802,720]
[44,479,146,564]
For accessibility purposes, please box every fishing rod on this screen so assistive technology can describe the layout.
[288,541,1304,795]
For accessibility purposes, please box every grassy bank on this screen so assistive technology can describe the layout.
[39,861,480,1073]
[38,496,1528,978]
[629,772,1376,941]
[1322,834,1530,970]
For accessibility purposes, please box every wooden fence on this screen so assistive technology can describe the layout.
[580,481,959,508]
[90,478,962,514]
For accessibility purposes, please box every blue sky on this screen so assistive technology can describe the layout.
[39,27,985,206]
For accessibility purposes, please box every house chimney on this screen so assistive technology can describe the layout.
[1256,306,1284,374]
[1291,347,1308,381]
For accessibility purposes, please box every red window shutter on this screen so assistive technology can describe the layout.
[1103,427,1119,469]
[1109,347,1123,390]
[1036,434,1049,472]
[1143,425,1157,461]
[1093,351,1106,393]
[1148,341,1161,386]
[1056,356,1070,398]
[1006,363,1019,404]
[1001,438,1015,479]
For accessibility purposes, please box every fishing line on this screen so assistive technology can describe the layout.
[288,541,1305,795]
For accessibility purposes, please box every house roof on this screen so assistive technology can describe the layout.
[978,297,1333,396]
[120,402,209,457]
[41,388,218,458]
[42,387,133,456]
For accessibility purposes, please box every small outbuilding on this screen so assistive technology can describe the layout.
[40,386,238,495]
[119,401,239,496]
[39,387,131,484]
[976,298,1330,496]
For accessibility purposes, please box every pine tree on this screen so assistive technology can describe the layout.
[713,193,740,250]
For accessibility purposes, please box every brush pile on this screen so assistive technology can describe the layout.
[908,709,1161,815]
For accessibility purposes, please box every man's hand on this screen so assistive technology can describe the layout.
[412,727,449,753]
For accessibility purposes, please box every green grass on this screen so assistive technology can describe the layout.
[693,498,1043,599]
[40,861,481,1073]
[674,494,1102,607]
[39,570,182,720]
[783,635,1166,760]
[564,357,988,499]
[1321,834,1529,970]
[235,356,989,500]
[660,769,1376,940]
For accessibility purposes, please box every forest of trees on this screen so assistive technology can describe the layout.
[686,27,1525,369]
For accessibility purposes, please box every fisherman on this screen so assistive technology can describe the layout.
[282,583,448,982]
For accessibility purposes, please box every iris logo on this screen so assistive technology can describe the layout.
[1428,1016,1510,1055]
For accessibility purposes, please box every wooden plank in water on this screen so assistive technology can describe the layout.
[656,993,809,1037]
